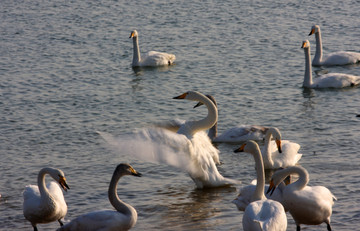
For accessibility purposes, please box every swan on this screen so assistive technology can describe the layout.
[308,25,360,66]
[129,30,176,67]
[23,167,70,231]
[58,163,141,231]
[261,127,302,170]
[173,91,238,188]
[267,166,336,231]
[234,141,287,231]
[301,40,360,88]
[193,95,269,143]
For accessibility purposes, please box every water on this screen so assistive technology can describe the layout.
[1,0,360,230]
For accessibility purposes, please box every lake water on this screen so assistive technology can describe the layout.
[1,0,360,230]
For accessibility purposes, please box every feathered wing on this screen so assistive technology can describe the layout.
[313,73,360,88]
[322,51,360,66]
[214,125,267,143]
[58,210,134,231]
[266,140,302,168]
[141,51,176,66]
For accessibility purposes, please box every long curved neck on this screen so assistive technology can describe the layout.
[262,132,274,167]
[251,147,266,201]
[132,36,141,66]
[186,95,218,138]
[303,47,313,88]
[314,30,323,64]
[108,173,134,216]
[37,168,52,202]
[282,167,309,191]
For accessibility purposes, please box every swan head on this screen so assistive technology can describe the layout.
[173,91,204,101]
[267,167,295,196]
[233,140,260,155]
[301,40,310,49]
[47,168,70,192]
[193,95,217,108]
[266,127,282,153]
[129,30,138,38]
[308,25,320,36]
[115,163,142,177]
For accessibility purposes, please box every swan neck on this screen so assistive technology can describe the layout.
[132,36,141,66]
[186,95,218,137]
[314,30,323,64]
[252,147,266,201]
[208,122,218,140]
[108,172,133,216]
[303,47,313,88]
[37,168,52,201]
[262,132,274,166]
[291,167,309,190]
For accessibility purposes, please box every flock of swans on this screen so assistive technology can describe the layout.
[22,25,359,231]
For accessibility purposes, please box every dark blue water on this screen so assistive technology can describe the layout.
[1,0,360,230]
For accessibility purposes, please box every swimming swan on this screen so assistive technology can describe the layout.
[308,25,360,66]
[261,127,302,170]
[194,95,269,143]
[129,30,176,67]
[58,163,141,231]
[23,167,70,231]
[235,141,287,231]
[173,91,238,188]
[301,40,360,88]
[268,166,336,231]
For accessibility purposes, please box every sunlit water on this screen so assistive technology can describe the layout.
[1,0,360,230]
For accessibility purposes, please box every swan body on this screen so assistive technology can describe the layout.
[309,25,360,66]
[58,163,141,231]
[232,179,288,212]
[129,30,176,67]
[23,167,70,231]
[261,127,302,170]
[268,166,336,230]
[173,91,238,188]
[194,95,268,143]
[235,141,287,231]
[301,40,360,88]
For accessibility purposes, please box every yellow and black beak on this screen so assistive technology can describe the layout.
[301,41,307,48]
[234,143,246,153]
[308,28,315,36]
[266,180,276,196]
[173,92,188,99]
[129,32,135,38]
[276,139,282,153]
[130,168,142,177]
[59,176,70,192]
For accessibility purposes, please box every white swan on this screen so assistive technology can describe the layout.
[308,25,360,66]
[129,30,176,67]
[268,166,336,231]
[261,127,302,170]
[235,141,287,231]
[301,40,360,88]
[58,163,141,231]
[173,91,238,188]
[194,95,269,143]
[23,167,70,231]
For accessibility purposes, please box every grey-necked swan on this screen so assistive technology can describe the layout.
[57,163,141,231]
